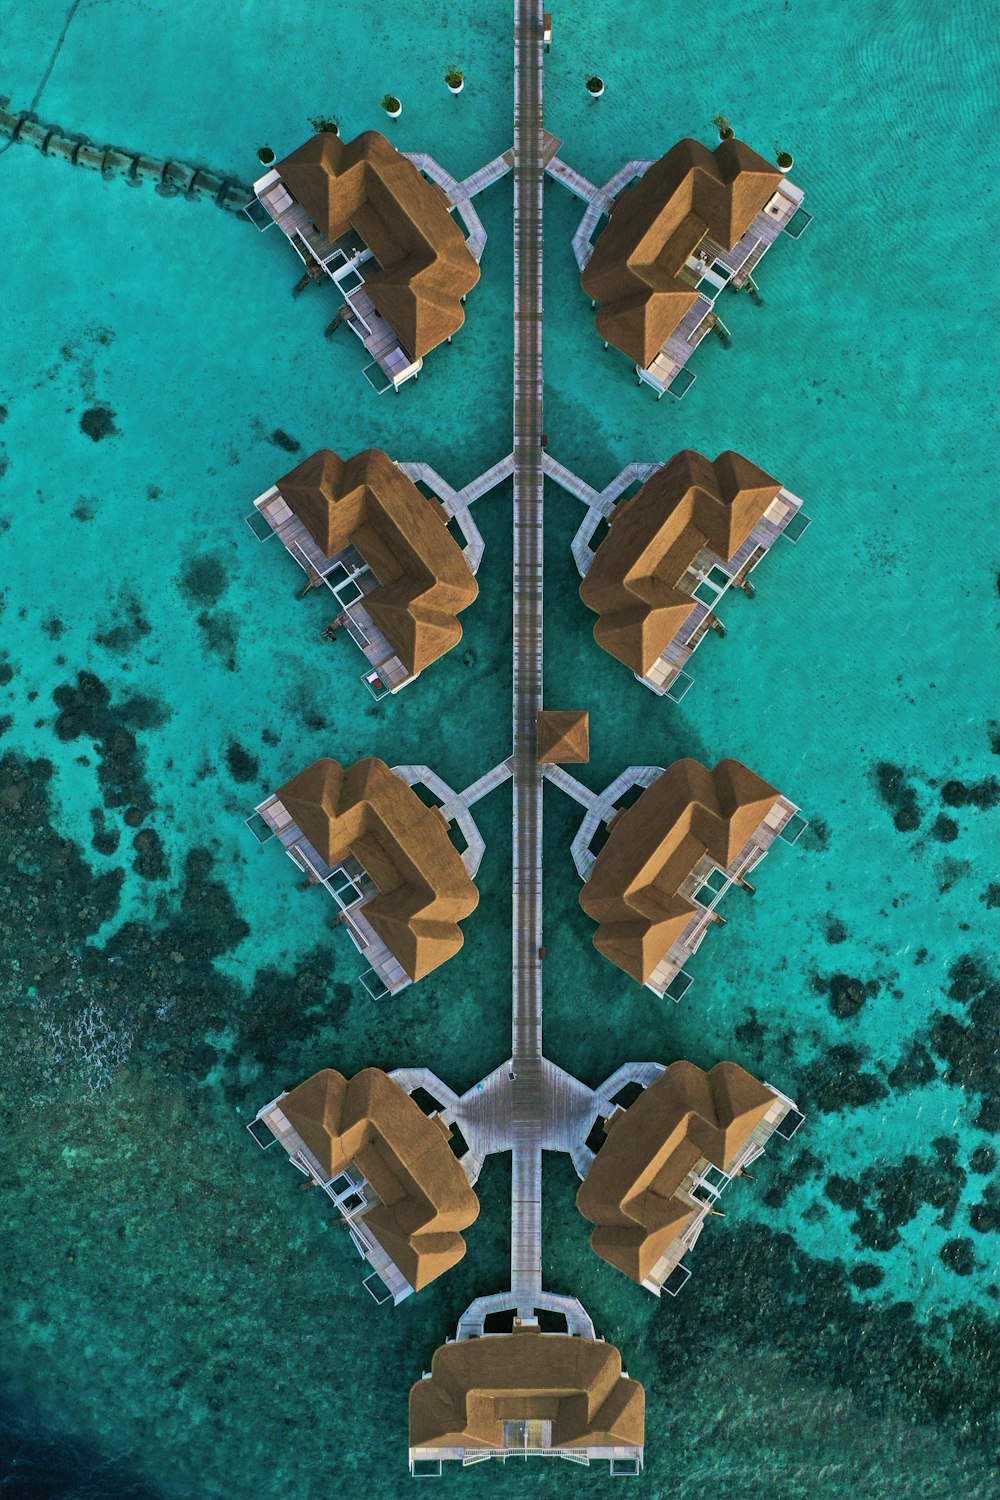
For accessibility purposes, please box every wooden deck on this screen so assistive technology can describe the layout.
[541,451,600,506]
[638,485,808,696]
[642,795,803,997]
[254,794,411,993]
[569,767,665,880]
[255,1100,415,1303]
[706,179,804,286]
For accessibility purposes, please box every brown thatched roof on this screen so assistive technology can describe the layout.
[276,130,480,359]
[275,758,479,981]
[579,758,781,984]
[577,1061,776,1284]
[281,1068,479,1291]
[579,449,781,676]
[409,1327,645,1451]
[276,447,477,677]
[582,138,783,366]
[536,710,590,764]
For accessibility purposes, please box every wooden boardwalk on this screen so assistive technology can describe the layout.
[390,763,487,877]
[510,0,546,1322]
[462,450,515,501]
[543,153,597,203]
[541,451,600,507]
[541,763,596,808]
[459,153,513,199]
[404,150,489,262]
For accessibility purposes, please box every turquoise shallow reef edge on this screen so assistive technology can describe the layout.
[1,0,998,1496]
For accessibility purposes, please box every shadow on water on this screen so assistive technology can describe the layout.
[0,1390,167,1500]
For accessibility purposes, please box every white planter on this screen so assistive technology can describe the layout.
[586,79,605,98]
[447,79,465,94]
[777,157,794,173]
[384,102,402,120]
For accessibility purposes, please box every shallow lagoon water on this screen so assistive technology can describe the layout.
[1,0,998,1496]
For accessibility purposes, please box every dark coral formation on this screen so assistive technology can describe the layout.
[95,594,152,654]
[887,1042,937,1091]
[825,973,878,1019]
[826,1140,966,1254]
[939,1238,977,1276]
[929,956,1000,1131]
[873,761,921,832]
[940,777,999,810]
[80,407,118,442]
[132,828,167,881]
[178,553,227,607]
[52,672,157,822]
[799,1043,888,1113]
[224,741,259,784]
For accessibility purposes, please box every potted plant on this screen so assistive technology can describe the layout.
[445,66,465,95]
[256,145,275,165]
[309,115,339,135]
[382,94,402,120]
[776,148,794,172]
[586,75,605,98]
[713,113,735,140]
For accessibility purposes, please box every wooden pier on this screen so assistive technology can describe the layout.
[510,0,547,1322]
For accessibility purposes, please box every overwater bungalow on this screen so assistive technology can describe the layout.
[581,138,808,398]
[408,1326,644,1474]
[248,447,478,699]
[577,1061,802,1297]
[245,130,480,391]
[250,757,479,999]
[579,758,805,1001]
[251,1068,479,1305]
[578,449,809,701]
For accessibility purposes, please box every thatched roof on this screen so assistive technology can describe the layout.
[276,131,480,359]
[582,138,783,366]
[536,710,590,764]
[281,1068,479,1291]
[409,1327,645,1451]
[276,758,479,981]
[579,758,781,984]
[579,449,781,676]
[276,447,477,677]
[577,1061,776,1284]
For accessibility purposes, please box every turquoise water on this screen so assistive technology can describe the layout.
[1,0,998,1496]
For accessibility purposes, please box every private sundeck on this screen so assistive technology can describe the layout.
[245,482,418,699]
[637,178,811,400]
[248,1091,414,1303]
[640,1086,803,1296]
[635,485,811,701]
[643,794,807,1001]
[247,791,410,999]
[245,168,423,392]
